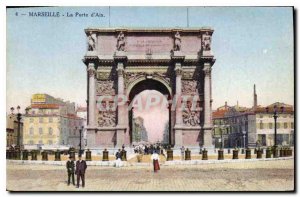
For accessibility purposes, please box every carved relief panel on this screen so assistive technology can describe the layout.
[96,80,116,95]
[182,80,198,95]
[182,101,201,126]
[97,102,116,127]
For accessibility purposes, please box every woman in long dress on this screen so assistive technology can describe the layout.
[151,151,160,172]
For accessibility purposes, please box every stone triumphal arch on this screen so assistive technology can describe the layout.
[83,28,215,152]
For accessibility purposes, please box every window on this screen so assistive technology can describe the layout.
[29,127,34,135]
[30,118,34,123]
[39,128,43,135]
[269,123,273,129]
[284,122,288,129]
[276,123,280,129]
[259,121,263,129]
[260,115,263,118]
[291,122,294,129]
[49,117,53,123]
[48,140,53,145]
[38,140,43,144]
[39,117,43,123]
[28,140,34,145]
[48,127,53,135]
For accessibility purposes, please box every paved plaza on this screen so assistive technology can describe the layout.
[7,159,294,191]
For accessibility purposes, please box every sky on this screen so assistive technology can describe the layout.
[6,6,294,113]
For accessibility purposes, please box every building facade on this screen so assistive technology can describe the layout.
[213,101,294,148]
[6,113,23,147]
[84,28,215,151]
[255,102,294,147]
[23,94,85,149]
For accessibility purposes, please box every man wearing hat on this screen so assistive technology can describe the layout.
[66,156,75,186]
[75,154,87,188]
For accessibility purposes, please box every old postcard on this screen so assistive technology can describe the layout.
[6,6,294,191]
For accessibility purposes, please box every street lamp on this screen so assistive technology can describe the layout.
[266,106,278,158]
[77,126,84,155]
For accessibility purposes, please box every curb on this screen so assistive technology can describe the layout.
[7,157,293,166]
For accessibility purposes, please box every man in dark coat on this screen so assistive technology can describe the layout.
[75,155,87,188]
[66,156,75,186]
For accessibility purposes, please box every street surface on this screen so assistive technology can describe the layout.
[7,159,294,191]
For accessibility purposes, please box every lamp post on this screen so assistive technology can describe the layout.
[78,126,84,155]
[266,106,279,157]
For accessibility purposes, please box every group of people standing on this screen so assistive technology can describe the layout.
[133,144,163,155]
[66,155,87,188]
[66,147,161,187]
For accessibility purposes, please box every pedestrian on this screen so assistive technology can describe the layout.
[151,150,160,172]
[115,149,122,168]
[180,146,185,160]
[75,154,87,188]
[66,156,75,186]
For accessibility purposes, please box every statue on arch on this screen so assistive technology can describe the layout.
[202,32,211,51]
[116,31,125,51]
[87,32,97,51]
[174,31,181,51]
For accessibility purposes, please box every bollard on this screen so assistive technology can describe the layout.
[185,148,191,160]
[256,149,262,159]
[266,147,272,158]
[69,151,75,160]
[42,151,48,161]
[218,149,224,160]
[227,149,231,154]
[233,149,239,159]
[22,150,28,160]
[15,150,21,160]
[202,148,208,160]
[121,149,127,161]
[102,149,109,161]
[273,146,278,158]
[85,149,92,161]
[246,148,251,159]
[288,148,292,157]
[31,150,37,160]
[55,150,61,161]
[283,148,288,157]
[6,150,10,159]
[279,148,284,157]
[167,149,173,161]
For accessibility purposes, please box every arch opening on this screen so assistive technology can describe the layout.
[128,79,173,146]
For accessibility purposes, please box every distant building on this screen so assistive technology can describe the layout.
[23,94,85,150]
[6,113,23,147]
[212,85,294,148]
[254,102,294,147]
[132,116,148,143]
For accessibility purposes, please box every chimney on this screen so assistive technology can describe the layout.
[253,84,257,109]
